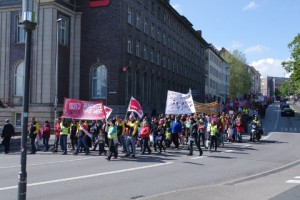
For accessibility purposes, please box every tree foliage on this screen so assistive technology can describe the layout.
[279,81,295,96]
[282,33,300,95]
[221,50,252,98]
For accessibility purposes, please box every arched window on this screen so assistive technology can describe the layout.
[15,61,24,96]
[92,65,107,99]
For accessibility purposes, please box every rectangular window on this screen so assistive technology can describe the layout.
[144,17,148,34]
[157,27,161,42]
[136,12,141,29]
[151,22,155,38]
[156,51,160,65]
[58,17,69,45]
[136,40,140,57]
[151,1,155,13]
[162,56,166,68]
[162,32,166,45]
[143,44,148,60]
[150,48,154,63]
[16,16,25,43]
[128,6,133,24]
[15,113,22,127]
[127,37,133,54]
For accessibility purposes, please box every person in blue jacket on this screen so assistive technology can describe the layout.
[171,116,182,149]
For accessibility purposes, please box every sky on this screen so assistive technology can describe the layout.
[170,0,300,78]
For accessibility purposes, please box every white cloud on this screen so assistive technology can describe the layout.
[243,2,257,11]
[251,58,289,77]
[244,45,269,55]
[171,3,183,13]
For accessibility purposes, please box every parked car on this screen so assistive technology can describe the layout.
[281,108,295,117]
[280,103,290,110]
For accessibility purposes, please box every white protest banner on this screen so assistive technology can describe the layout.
[165,90,196,114]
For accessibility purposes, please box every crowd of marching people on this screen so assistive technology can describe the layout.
[21,101,265,160]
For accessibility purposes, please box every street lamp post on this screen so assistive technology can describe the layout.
[19,0,39,199]
[54,18,62,124]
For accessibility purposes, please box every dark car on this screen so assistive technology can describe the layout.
[280,103,290,110]
[281,108,295,117]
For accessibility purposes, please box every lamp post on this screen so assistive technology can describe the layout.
[19,0,39,199]
[54,18,62,124]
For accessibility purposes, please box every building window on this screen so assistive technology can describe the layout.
[162,32,166,45]
[16,16,25,43]
[157,27,161,42]
[92,65,107,99]
[136,12,141,29]
[144,17,148,34]
[136,40,140,57]
[15,61,24,96]
[128,6,133,24]
[156,51,160,65]
[15,113,22,127]
[151,1,155,13]
[150,48,154,63]
[151,22,155,38]
[162,55,166,68]
[58,17,69,45]
[127,37,133,54]
[143,44,148,60]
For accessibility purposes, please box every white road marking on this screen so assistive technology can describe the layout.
[225,150,234,153]
[294,176,300,179]
[273,106,280,131]
[190,156,206,160]
[286,180,300,184]
[0,157,98,169]
[0,162,173,191]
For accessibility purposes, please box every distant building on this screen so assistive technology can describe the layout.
[205,44,229,103]
[261,76,290,97]
[249,66,261,95]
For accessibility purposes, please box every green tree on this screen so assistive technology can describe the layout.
[279,81,295,96]
[282,33,300,95]
[221,50,252,98]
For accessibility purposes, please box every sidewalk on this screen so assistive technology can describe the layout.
[0,134,56,153]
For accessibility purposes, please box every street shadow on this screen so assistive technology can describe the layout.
[181,161,204,166]
[206,155,235,159]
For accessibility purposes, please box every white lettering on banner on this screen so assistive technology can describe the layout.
[83,103,103,114]
[69,103,81,110]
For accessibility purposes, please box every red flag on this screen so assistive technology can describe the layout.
[127,97,143,119]
[104,106,113,119]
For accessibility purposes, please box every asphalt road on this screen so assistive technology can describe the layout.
[0,101,300,200]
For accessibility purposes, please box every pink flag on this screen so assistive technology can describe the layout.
[127,97,144,119]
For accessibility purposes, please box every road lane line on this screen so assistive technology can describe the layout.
[294,176,300,179]
[273,105,280,131]
[0,162,173,191]
[286,180,300,184]
[0,157,97,169]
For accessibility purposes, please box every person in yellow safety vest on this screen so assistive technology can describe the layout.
[209,120,219,151]
[29,117,39,154]
[124,114,138,158]
[106,119,118,161]
[243,107,249,115]
[60,119,70,155]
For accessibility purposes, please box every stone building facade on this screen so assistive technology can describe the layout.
[0,0,208,128]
